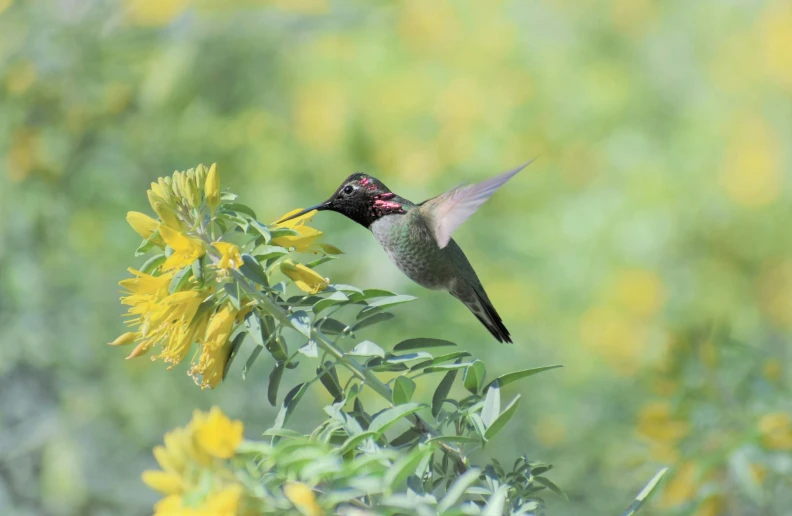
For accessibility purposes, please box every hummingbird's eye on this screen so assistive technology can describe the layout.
[343,185,354,194]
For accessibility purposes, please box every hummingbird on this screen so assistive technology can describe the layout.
[277,162,532,343]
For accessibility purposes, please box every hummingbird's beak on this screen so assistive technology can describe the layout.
[275,201,331,224]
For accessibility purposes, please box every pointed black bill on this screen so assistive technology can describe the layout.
[275,202,330,224]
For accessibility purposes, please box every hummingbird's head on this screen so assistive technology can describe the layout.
[276,173,405,228]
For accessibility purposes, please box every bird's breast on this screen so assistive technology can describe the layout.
[370,214,452,291]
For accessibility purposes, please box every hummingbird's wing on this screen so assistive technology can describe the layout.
[421,161,533,249]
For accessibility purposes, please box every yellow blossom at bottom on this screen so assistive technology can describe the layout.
[193,407,244,459]
[284,482,323,516]
[154,486,242,516]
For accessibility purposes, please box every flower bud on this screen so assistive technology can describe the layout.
[205,163,220,212]
[126,211,165,246]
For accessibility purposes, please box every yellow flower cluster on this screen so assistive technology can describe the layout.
[758,412,792,450]
[143,407,245,515]
[112,165,340,387]
[111,165,246,389]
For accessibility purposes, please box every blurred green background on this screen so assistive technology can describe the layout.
[1,0,790,514]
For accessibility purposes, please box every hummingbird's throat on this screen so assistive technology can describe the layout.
[368,192,404,218]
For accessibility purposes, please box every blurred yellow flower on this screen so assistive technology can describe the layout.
[144,409,243,514]
[756,260,792,329]
[612,268,666,318]
[154,486,242,516]
[284,482,323,516]
[763,359,782,382]
[719,115,782,208]
[636,401,690,443]
[281,259,329,294]
[125,0,189,27]
[758,412,792,450]
[160,225,205,271]
[205,163,220,212]
[193,407,244,459]
[760,0,792,90]
[214,242,243,271]
[271,209,324,252]
[658,461,699,507]
[127,211,164,246]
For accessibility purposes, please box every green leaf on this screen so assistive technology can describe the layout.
[331,284,363,294]
[481,381,501,428]
[463,360,486,394]
[268,227,299,239]
[483,486,508,516]
[248,220,271,242]
[340,431,378,454]
[261,428,303,439]
[357,295,416,318]
[485,365,564,391]
[252,244,289,261]
[437,468,482,513]
[390,428,422,447]
[287,310,311,337]
[273,383,308,430]
[349,312,395,333]
[297,339,318,358]
[348,340,386,358]
[312,291,349,314]
[621,468,668,516]
[534,476,567,500]
[140,253,166,274]
[432,365,459,417]
[223,282,242,310]
[410,351,471,371]
[484,395,521,440]
[425,435,480,445]
[222,332,247,381]
[385,448,432,491]
[317,361,343,403]
[169,266,193,294]
[317,318,347,335]
[394,338,457,351]
[425,362,473,373]
[368,403,424,436]
[319,243,344,255]
[220,203,257,219]
[239,254,269,286]
[242,345,262,380]
[385,352,433,364]
[392,376,416,405]
[347,288,397,302]
[268,362,284,406]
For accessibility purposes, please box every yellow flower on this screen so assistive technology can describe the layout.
[142,470,183,495]
[284,482,323,516]
[126,211,164,246]
[159,225,205,271]
[116,268,211,368]
[213,242,243,271]
[758,412,792,450]
[189,304,237,389]
[280,259,329,294]
[192,407,244,459]
[202,485,242,515]
[108,331,138,346]
[271,209,324,252]
[153,486,242,516]
[658,461,699,507]
[205,163,220,212]
[636,401,690,443]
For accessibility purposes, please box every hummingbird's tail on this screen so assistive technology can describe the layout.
[453,285,512,343]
